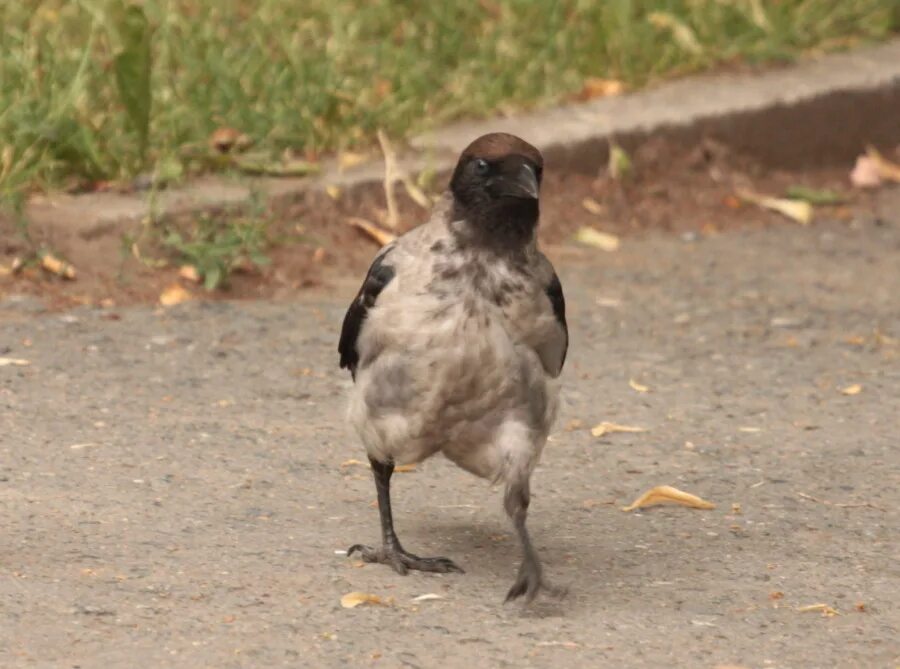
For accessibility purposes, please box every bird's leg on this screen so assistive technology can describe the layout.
[504,480,565,603]
[347,457,464,575]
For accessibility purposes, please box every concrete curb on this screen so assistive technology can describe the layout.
[23,39,900,241]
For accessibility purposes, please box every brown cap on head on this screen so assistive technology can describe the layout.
[458,133,543,168]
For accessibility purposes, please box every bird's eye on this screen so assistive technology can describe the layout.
[473,159,490,175]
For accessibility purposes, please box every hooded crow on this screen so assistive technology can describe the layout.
[338,132,567,602]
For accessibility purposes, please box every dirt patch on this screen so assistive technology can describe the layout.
[0,137,886,309]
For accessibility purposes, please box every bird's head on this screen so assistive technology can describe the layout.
[449,133,543,246]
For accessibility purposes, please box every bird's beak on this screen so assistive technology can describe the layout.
[494,164,540,200]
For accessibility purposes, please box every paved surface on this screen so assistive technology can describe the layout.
[2,192,899,668]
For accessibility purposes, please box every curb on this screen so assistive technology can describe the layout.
[23,39,900,242]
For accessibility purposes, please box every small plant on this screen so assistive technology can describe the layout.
[162,214,271,290]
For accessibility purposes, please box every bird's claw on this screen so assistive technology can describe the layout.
[505,562,567,604]
[347,544,464,575]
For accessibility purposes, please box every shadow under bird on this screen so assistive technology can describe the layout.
[338,132,568,602]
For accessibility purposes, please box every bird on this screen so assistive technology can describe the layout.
[337,132,568,602]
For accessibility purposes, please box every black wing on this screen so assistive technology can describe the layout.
[338,247,395,379]
[545,271,568,373]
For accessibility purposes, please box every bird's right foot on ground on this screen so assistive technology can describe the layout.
[347,544,464,575]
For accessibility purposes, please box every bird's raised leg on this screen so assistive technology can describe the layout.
[348,457,463,574]
[504,479,564,602]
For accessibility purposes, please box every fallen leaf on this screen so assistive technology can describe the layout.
[41,253,76,279]
[581,196,605,215]
[564,419,583,431]
[0,357,30,367]
[340,459,369,469]
[622,485,716,512]
[158,284,192,306]
[797,603,839,617]
[854,602,866,612]
[325,185,342,200]
[840,383,862,395]
[628,378,649,393]
[785,186,844,205]
[178,265,201,282]
[394,464,416,473]
[338,151,370,170]
[769,591,784,600]
[312,247,327,263]
[574,227,620,252]
[411,593,445,602]
[576,77,625,101]
[608,144,632,180]
[844,335,866,346]
[736,188,813,224]
[591,422,647,438]
[340,591,388,609]
[865,145,900,182]
[346,217,396,246]
[849,155,882,188]
[731,503,742,515]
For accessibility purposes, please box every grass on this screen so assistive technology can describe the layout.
[1,0,897,197]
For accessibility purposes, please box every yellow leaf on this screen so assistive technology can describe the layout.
[840,383,862,395]
[736,188,813,224]
[797,603,839,617]
[41,253,76,279]
[325,185,342,200]
[346,217,396,247]
[338,151,370,171]
[178,265,201,282]
[340,591,387,609]
[574,227,620,252]
[622,485,716,511]
[865,145,900,183]
[628,378,649,393]
[581,197,604,215]
[591,422,647,438]
[576,77,625,101]
[340,459,369,469]
[159,284,192,306]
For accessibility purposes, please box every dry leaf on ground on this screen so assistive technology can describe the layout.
[622,485,716,511]
[840,383,862,395]
[575,77,625,101]
[591,422,647,438]
[347,217,396,246]
[340,592,388,609]
[338,151,370,170]
[850,155,882,188]
[628,378,649,393]
[340,459,369,469]
[159,284,192,306]
[178,265,201,282]
[797,603,839,617]
[394,464,416,473]
[736,188,813,224]
[574,227,620,252]
[411,593,445,602]
[865,145,900,183]
[581,197,605,215]
[41,253,76,279]
[0,357,31,367]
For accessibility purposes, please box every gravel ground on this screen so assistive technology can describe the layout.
[2,190,899,668]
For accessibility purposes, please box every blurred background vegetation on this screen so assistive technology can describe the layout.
[2,0,898,197]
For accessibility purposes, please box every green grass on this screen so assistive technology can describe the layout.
[1,0,897,197]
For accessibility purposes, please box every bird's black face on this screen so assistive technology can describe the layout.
[450,153,543,244]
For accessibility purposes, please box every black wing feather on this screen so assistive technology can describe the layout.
[545,272,568,371]
[338,247,395,379]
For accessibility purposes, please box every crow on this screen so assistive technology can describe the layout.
[338,132,567,602]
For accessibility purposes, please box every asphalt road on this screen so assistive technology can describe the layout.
[2,191,899,668]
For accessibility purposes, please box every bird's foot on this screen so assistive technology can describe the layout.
[505,560,567,604]
[347,544,464,575]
